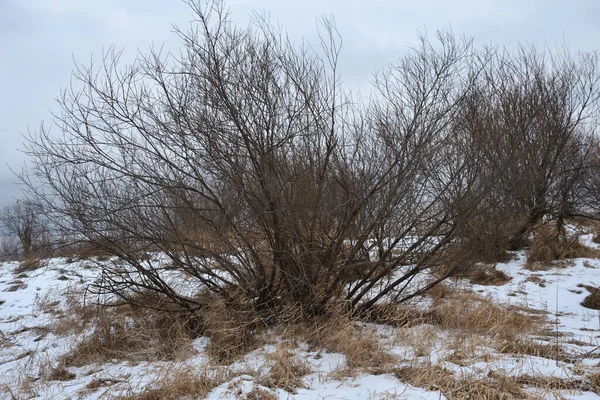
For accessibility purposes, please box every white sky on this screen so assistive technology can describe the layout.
[1,0,599,207]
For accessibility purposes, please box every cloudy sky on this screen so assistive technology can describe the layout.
[1,0,599,207]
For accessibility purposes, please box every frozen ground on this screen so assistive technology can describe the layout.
[1,231,600,399]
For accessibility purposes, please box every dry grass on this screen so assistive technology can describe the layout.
[579,284,600,310]
[244,386,277,399]
[511,374,588,392]
[427,290,540,343]
[288,308,397,375]
[59,295,198,367]
[395,366,589,399]
[47,367,76,381]
[396,323,439,360]
[34,284,97,336]
[466,265,512,286]
[3,280,27,292]
[257,343,311,393]
[14,257,43,274]
[83,378,123,391]
[591,372,600,394]
[527,225,599,267]
[360,302,428,327]
[117,365,227,400]
[394,364,526,399]
[43,285,259,367]
[497,339,574,363]
[203,295,261,363]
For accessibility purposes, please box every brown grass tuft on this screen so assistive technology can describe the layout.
[394,364,526,399]
[47,367,76,381]
[117,365,226,400]
[84,378,123,391]
[203,296,261,364]
[59,295,198,367]
[527,225,599,266]
[306,318,396,373]
[244,386,278,400]
[280,303,397,375]
[14,258,43,274]
[360,302,428,327]
[579,284,600,310]
[466,265,511,286]
[497,340,574,363]
[257,343,311,393]
[591,372,600,394]
[427,290,539,343]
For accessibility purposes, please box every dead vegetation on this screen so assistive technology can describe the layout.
[394,364,527,399]
[394,364,594,399]
[47,367,76,382]
[526,225,599,268]
[497,340,574,363]
[41,286,263,368]
[256,343,311,393]
[427,289,540,342]
[284,306,398,375]
[2,0,600,395]
[14,257,43,274]
[579,284,600,310]
[465,264,512,286]
[203,296,261,364]
[3,280,27,292]
[243,386,277,400]
[116,365,227,400]
[360,302,429,328]
[57,293,200,367]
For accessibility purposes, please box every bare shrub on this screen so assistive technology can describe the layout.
[19,0,600,326]
[22,0,487,319]
[0,200,50,259]
[454,44,600,253]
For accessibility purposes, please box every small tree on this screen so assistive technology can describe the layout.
[0,200,47,258]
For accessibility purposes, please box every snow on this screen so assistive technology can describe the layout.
[1,228,600,399]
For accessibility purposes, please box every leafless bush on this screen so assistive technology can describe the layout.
[0,200,50,259]
[455,46,600,253]
[21,0,600,323]
[22,0,486,319]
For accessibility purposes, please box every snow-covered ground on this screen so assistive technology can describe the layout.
[1,230,600,399]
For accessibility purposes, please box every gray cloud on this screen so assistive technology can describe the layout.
[1,0,599,207]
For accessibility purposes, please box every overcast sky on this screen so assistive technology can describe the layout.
[1,0,599,207]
